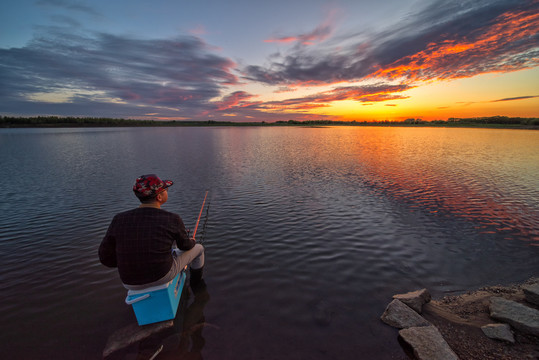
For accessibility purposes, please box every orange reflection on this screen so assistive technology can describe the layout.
[350,127,539,244]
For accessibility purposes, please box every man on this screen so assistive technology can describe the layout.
[99,174,205,290]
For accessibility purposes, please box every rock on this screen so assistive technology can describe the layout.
[481,323,515,343]
[393,288,431,314]
[103,320,174,357]
[399,325,459,360]
[381,299,431,329]
[489,297,539,337]
[523,283,539,306]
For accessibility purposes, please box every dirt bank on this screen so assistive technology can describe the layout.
[418,278,539,360]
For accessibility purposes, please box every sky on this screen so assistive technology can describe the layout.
[1,0,538,122]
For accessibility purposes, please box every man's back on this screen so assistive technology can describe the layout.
[99,207,193,285]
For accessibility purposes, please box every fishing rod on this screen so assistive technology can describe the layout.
[198,196,211,244]
[192,191,208,240]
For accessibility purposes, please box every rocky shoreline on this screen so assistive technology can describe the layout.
[381,277,539,360]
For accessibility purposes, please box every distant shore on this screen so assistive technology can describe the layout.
[1,116,538,129]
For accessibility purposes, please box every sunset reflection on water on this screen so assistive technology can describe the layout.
[350,127,539,243]
[210,126,538,244]
[1,126,538,359]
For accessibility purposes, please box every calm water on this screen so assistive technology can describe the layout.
[1,126,538,359]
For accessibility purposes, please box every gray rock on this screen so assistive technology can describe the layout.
[399,326,459,360]
[523,283,539,306]
[481,323,515,343]
[393,288,431,313]
[489,297,539,337]
[381,299,431,329]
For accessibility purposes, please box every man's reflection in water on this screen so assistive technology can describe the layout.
[136,280,211,360]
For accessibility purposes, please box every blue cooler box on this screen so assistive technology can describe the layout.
[125,271,186,325]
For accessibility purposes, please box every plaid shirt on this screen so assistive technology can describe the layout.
[99,207,194,285]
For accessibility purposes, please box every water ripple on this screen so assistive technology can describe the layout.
[1,127,538,359]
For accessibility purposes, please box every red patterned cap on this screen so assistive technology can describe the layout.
[133,174,173,199]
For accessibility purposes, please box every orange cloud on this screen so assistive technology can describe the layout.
[264,36,298,44]
[209,83,411,115]
[371,8,539,82]
[319,84,413,103]
[253,83,413,113]
[213,91,260,111]
[261,102,330,112]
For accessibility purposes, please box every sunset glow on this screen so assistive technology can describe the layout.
[0,0,537,121]
[370,8,539,82]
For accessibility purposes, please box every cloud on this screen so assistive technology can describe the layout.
[370,2,539,81]
[0,28,238,118]
[211,91,260,111]
[264,22,333,46]
[49,14,82,27]
[189,25,207,36]
[36,0,101,17]
[244,83,413,113]
[245,0,539,86]
[318,84,413,102]
[491,95,539,102]
[264,9,337,45]
[437,94,539,107]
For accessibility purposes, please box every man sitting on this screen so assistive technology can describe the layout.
[99,174,205,290]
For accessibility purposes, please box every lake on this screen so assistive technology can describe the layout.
[1,126,538,359]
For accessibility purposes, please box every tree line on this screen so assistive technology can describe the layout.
[1,115,537,127]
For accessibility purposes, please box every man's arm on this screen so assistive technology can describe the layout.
[99,223,118,267]
[176,216,196,250]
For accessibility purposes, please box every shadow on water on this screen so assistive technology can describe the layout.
[104,283,212,360]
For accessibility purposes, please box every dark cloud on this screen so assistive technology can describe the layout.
[0,28,238,118]
[36,0,102,17]
[0,96,173,119]
[50,15,82,28]
[492,95,539,102]
[244,0,538,85]
[244,49,372,85]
